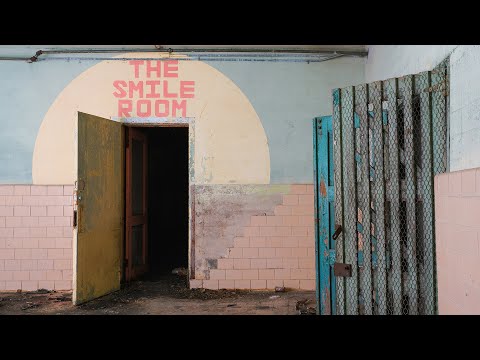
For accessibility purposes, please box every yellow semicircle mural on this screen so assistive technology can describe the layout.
[32,53,270,185]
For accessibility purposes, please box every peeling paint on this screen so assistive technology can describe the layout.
[320,179,327,197]
[193,184,287,278]
[200,156,214,183]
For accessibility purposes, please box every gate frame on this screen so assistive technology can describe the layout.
[313,115,336,315]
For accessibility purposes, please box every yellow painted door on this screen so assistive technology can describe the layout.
[73,112,124,305]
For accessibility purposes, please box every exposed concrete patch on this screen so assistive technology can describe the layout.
[193,185,288,278]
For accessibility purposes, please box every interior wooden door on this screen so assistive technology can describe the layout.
[125,127,148,281]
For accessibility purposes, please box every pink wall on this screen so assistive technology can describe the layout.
[435,168,480,314]
[0,185,73,291]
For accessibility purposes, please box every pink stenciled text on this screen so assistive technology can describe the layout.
[113,60,195,118]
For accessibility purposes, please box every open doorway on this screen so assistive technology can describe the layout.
[124,125,189,283]
[146,127,189,277]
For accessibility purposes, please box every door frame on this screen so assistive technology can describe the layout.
[115,116,195,284]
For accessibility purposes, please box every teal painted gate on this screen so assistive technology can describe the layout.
[314,59,449,315]
[313,116,336,315]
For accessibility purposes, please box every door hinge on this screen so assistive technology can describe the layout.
[73,209,77,228]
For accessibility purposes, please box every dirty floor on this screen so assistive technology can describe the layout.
[0,275,316,315]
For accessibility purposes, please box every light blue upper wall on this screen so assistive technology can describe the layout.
[0,56,364,184]
[207,57,365,183]
[0,59,101,183]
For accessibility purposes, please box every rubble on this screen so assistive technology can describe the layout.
[295,299,316,315]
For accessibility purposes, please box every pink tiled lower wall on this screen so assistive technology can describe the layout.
[0,185,73,291]
[435,168,480,314]
[191,184,316,291]
[1,183,315,293]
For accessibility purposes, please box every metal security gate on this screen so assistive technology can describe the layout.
[331,59,449,315]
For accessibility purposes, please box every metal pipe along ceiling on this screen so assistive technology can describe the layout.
[0,47,368,63]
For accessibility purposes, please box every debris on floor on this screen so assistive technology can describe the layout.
[21,302,40,310]
[0,275,316,315]
[296,299,316,315]
[49,295,72,302]
[275,286,286,293]
[28,288,54,294]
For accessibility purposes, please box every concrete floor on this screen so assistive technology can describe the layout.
[0,275,316,315]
